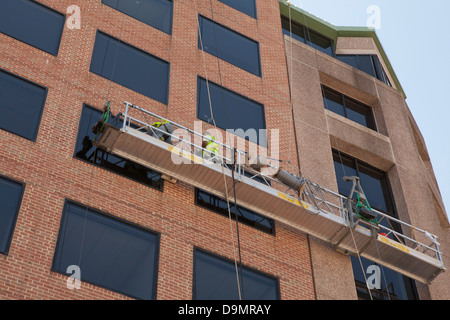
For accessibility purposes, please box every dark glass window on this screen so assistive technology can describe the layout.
[0,175,25,255]
[345,99,372,128]
[90,31,170,104]
[193,248,279,300]
[322,86,377,131]
[281,16,305,43]
[372,55,392,87]
[321,86,345,118]
[0,69,47,141]
[336,55,358,69]
[306,31,334,56]
[102,0,173,34]
[333,153,357,198]
[351,257,418,300]
[333,151,393,214]
[218,0,257,19]
[336,54,391,87]
[74,104,163,190]
[52,201,160,300]
[332,150,418,300]
[198,15,261,77]
[281,16,334,56]
[195,188,275,235]
[357,55,376,78]
[197,77,267,147]
[0,0,65,55]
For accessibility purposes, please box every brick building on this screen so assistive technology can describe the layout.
[0,0,448,300]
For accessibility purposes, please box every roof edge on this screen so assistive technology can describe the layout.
[279,0,406,99]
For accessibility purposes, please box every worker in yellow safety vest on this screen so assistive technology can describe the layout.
[152,119,168,128]
[202,134,219,160]
[151,119,169,140]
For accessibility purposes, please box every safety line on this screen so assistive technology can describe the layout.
[207,0,246,300]
[194,0,243,300]
[293,0,376,300]
[76,8,127,299]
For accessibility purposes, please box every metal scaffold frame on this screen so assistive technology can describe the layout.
[94,101,445,285]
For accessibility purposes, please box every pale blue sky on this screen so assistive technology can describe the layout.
[289,0,450,221]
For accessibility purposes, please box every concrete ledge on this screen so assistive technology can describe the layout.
[326,110,395,171]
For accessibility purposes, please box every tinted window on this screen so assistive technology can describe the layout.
[336,54,391,87]
[197,77,267,147]
[322,87,345,117]
[332,150,392,214]
[281,16,334,57]
[322,86,376,131]
[333,154,357,197]
[0,69,47,141]
[0,176,24,255]
[193,249,279,300]
[218,0,257,19]
[198,16,261,77]
[90,31,170,104]
[0,0,65,55]
[351,255,417,300]
[332,150,418,300]
[344,98,372,128]
[281,16,305,43]
[358,166,391,214]
[372,55,392,87]
[195,188,275,235]
[74,104,163,190]
[336,55,358,69]
[102,0,173,34]
[306,31,334,56]
[52,201,160,300]
[357,55,376,78]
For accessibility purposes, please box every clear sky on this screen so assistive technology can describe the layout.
[288,0,450,221]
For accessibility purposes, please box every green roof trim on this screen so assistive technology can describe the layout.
[279,0,405,98]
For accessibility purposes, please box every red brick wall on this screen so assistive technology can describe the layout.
[0,0,313,300]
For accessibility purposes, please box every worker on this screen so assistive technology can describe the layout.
[92,101,112,140]
[150,118,173,143]
[150,119,168,139]
[202,133,219,162]
[152,119,168,130]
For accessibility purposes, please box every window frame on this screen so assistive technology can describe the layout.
[196,76,267,147]
[218,0,257,19]
[89,30,171,105]
[0,67,48,142]
[332,148,403,235]
[198,15,262,77]
[336,54,392,87]
[281,15,335,57]
[331,150,418,300]
[101,0,173,35]
[194,188,276,235]
[0,174,25,256]
[73,103,164,192]
[332,149,396,216]
[372,55,392,87]
[51,199,161,300]
[0,0,66,56]
[322,86,377,131]
[192,247,281,300]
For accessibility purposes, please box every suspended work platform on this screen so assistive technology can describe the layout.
[94,101,445,285]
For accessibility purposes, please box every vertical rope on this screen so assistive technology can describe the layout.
[75,9,127,299]
[194,0,243,300]
[206,0,245,299]
[293,0,375,299]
